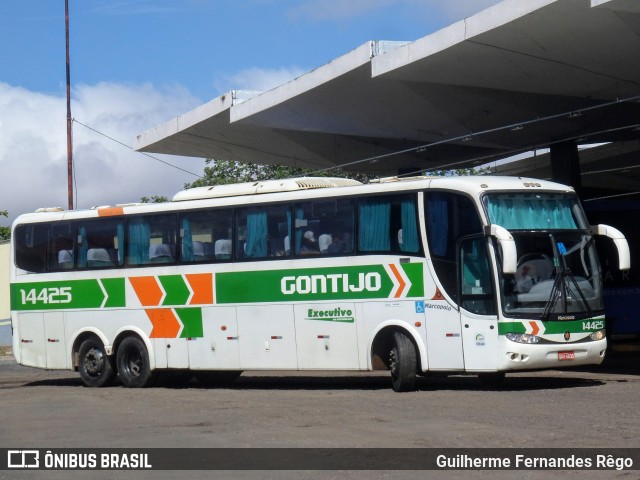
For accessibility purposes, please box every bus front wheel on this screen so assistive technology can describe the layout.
[78,337,115,387]
[116,336,155,388]
[389,331,417,392]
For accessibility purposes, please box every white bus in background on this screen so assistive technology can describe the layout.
[9,176,630,392]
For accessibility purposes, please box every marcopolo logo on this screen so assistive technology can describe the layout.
[281,272,381,295]
[306,307,355,323]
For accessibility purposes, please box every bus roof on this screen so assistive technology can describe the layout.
[15,175,574,226]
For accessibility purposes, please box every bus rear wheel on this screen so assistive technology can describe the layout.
[389,331,417,392]
[78,337,115,387]
[116,336,155,388]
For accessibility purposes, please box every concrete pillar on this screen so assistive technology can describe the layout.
[550,141,582,196]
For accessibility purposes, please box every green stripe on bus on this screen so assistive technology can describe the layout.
[11,279,126,311]
[498,317,605,336]
[216,263,424,304]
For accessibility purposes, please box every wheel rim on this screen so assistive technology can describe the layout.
[83,347,105,377]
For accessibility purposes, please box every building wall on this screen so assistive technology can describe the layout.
[0,241,10,320]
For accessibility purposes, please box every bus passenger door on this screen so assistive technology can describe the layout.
[458,236,499,371]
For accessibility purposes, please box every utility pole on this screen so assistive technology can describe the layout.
[65,0,73,210]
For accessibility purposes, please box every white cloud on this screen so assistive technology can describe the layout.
[214,66,309,94]
[0,82,204,224]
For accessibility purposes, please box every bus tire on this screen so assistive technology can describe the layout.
[116,336,155,388]
[194,370,242,387]
[389,331,417,392]
[78,337,115,388]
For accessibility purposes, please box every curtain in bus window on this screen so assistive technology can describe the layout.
[400,199,419,253]
[128,221,151,264]
[245,211,268,258]
[359,199,390,251]
[78,226,88,268]
[117,224,125,266]
[182,217,193,261]
[485,196,577,230]
[426,194,448,257]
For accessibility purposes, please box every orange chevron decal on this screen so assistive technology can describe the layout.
[431,287,445,300]
[130,276,164,306]
[388,264,407,299]
[529,321,540,336]
[146,308,181,338]
[186,273,214,305]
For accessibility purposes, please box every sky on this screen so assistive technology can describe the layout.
[0,0,501,225]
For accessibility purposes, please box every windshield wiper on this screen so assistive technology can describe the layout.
[541,236,594,321]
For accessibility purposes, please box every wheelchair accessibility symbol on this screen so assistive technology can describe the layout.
[415,301,425,313]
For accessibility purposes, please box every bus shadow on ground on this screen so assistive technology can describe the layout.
[18,371,607,391]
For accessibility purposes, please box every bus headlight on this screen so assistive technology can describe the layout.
[506,332,541,344]
[589,329,606,341]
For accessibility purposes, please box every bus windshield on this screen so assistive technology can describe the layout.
[484,193,603,320]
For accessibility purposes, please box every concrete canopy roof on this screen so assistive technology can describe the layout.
[135,0,640,183]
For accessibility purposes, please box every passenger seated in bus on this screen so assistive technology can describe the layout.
[327,232,348,254]
[299,230,319,255]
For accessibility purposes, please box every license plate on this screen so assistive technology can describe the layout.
[558,351,576,360]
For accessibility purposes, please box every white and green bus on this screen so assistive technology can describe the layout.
[9,176,630,391]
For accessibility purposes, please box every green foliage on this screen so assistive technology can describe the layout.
[140,195,169,203]
[428,166,492,177]
[183,159,372,189]
[0,210,9,241]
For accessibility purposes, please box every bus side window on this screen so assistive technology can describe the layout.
[459,236,496,315]
[236,205,289,259]
[294,199,354,256]
[79,218,124,269]
[180,209,232,262]
[127,214,176,266]
[14,224,50,273]
[50,223,76,270]
[425,192,483,304]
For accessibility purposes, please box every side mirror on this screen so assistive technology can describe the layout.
[484,224,517,274]
[590,224,631,271]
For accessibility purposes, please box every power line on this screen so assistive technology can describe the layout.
[72,119,203,178]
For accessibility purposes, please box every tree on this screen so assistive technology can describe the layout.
[140,195,169,203]
[0,210,9,241]
[183,159,372,189]
[428,166,491,177]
